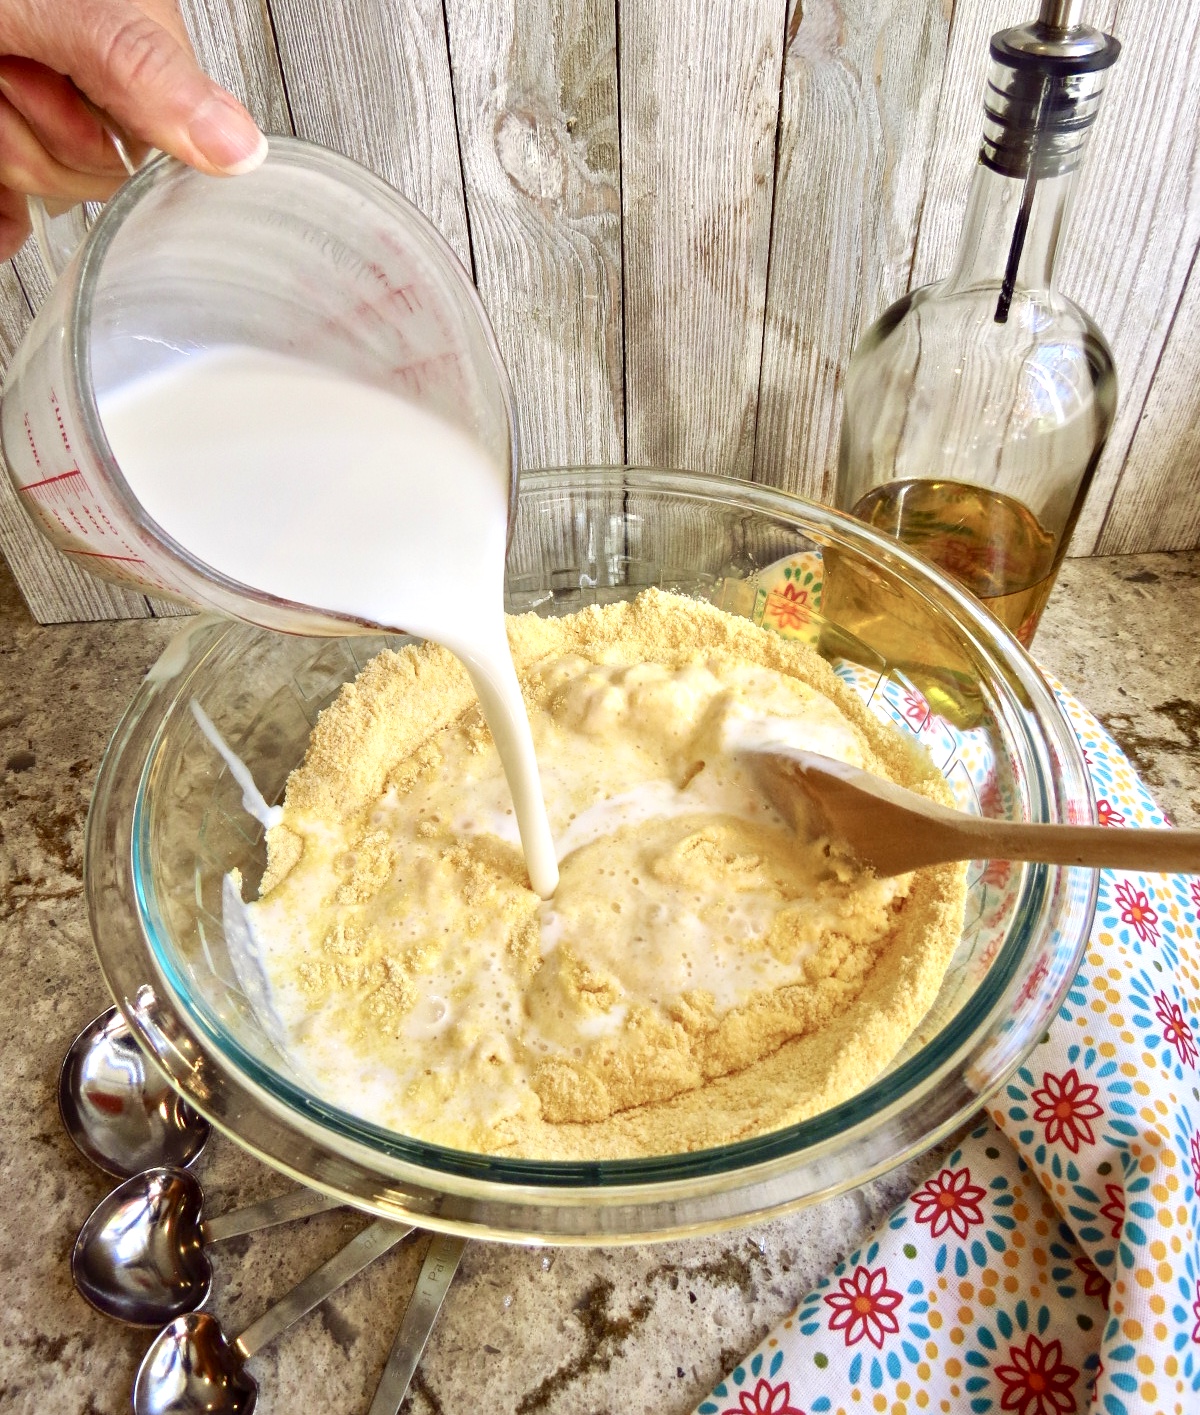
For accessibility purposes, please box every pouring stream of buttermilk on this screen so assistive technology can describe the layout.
[97,345,560,898]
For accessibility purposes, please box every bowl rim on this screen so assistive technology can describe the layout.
[85,465,1097,1241]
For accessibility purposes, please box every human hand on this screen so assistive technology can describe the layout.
[0,0,267,257]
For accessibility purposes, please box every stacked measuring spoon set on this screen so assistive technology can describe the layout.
[58,1006,465,1415]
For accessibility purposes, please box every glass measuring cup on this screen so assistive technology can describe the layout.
[0,138,518,634]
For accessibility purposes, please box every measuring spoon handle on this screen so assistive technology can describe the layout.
[201,1187,342,1243]
[235,1219,410,1359]
[367,1234,466,1415]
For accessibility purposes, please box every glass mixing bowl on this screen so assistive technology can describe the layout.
[85,467,1096,1243]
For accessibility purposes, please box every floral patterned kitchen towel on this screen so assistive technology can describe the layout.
[692,686,1200,1415]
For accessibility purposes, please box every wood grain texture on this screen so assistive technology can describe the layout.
[443,0,624,468]
[267,0,471,265]
[620,0,787,478]
[10,246,52,315]
[1067,0,1200,553]
[1097,238,1200,554]
[178,0,293,134]
[753,0,950,501]
[1055,0,1200,553]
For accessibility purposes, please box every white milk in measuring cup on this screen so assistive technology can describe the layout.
[0,139,558,895]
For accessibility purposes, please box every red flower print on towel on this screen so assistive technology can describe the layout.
[982,857,1014,891]
[823,1265,903,1349]
[1154,992,1199,1068]
[901,688,928,727]
[1113,879,1159,946]
[1095,799,1124,827]
[764,581,810,632]
[1030,1069,1103,1152]
[911,1166,987,1239]
[1015,957,1050,1007]
[1099,1184,1125,1240]
[1073,1253,1110,1302]
[1189,1130,1200,1181]
[1192,1278,1200,1344]
[994,1333,1079,1415]
[720,1378,806,1415]
[1189,878,1200,916]
[978,773,1006,817]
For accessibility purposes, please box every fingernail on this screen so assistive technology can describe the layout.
[188,93,268,175]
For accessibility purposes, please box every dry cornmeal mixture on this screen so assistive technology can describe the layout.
[249,590,966,1158]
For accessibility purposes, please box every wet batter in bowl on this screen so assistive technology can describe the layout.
[249,590,966,1158]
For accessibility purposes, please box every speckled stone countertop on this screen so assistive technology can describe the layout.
[1,551,1197,1415]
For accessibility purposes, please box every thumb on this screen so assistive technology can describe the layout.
[59,2,267,175]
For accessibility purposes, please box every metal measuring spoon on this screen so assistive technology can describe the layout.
[366,1233,466,1415]
[133,1218,411,1415]
[72,1168,343,1325]
[58,1007,209,1176]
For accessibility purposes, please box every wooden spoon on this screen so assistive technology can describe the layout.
[744,746,1200,879]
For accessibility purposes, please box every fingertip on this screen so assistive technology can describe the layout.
[221,129,269,177]
[186,93,267,176]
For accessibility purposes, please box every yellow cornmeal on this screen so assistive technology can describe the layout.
[250,590,967,1159]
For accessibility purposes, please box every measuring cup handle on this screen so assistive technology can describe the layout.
[25,129,141,281]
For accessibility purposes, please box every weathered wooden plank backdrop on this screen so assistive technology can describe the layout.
[1,0,1197,623]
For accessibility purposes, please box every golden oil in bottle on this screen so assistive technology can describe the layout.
[851,479,1064,647]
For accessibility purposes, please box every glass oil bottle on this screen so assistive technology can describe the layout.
[835,0,1120,651]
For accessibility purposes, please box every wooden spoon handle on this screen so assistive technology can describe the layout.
[959,818,1200,874]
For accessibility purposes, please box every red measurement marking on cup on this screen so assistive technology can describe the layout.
[64,546,175,595]
[19,467,92,540]
[62,548,146,564]
[19,467,84,495]
[23,414,42,470]
[387,283,420,315]
[392,351,460,399]
[20,467,98,536]
[49,390,73,454]
[19,466,123,543]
